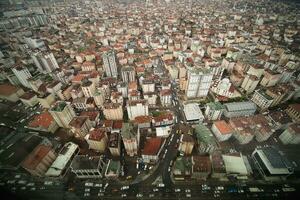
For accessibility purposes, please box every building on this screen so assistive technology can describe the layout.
[194,124,218,154]
[38,93,55,108]
[20,92,39,107]
[69,116,93,138]
[191,155,211,180]
[241,74,260,94]
[142,137,164,163]
[141,80,155,93]
[121,123,139,156]
[178,134,194,155]
[279,123,300,145]
[222,153,251,178]
[260,69,281,87]
[121,65,135,83]
[152,112,174,127]
[127,99,149,120]
[173,156,192,180]
[0,83,25,102]
[211,120,233,142]
[85,128,108,152]
[21,145,56,177]
[159,89,172,106]
[211,151,226,178]
[105,159,120,179]
[70,155,106,178]
[81,80,96,97]
[204,102,225,120]
[252,147,294,181]
[45,142,79,178]
[103,50,118,78]
[49,101,76,128]
[223,101,257,118]
[230,117,254,144]
[103,103,123,120]
[286,104,300,122]
[108,132,121,156]
[183,103,204,123]
[251,90,273,110]
[185,68,213,99]
[210,78,236,98]
[12,65,32,88]
[134,115,152,129]
[27,112,59,133]
[80,111,100,127]
[31,52,59,73]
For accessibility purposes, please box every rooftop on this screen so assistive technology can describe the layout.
[213,120,233,135]
[0,83,20,96]
[71,155,103,170]
[22,145,53,170]
[28,112,55,129]
[88,128,107,141]
[69,116,89,128]
[51,101,67,112]
[142,137,163,155]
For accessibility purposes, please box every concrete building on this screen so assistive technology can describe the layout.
[185,68,213,99]
[173,156,192,180]
[194,124,218,154]
[38,93,55,108]
[108,132,121,156]
[191,155,211,180]
[21,145,57,177]
[69,116,93,138]
[103,103,123,120]
[20,92,39,107]
[0,83,25,102]
[105,160,120,179]
[204,102,225,120]
[178,134,194,155]
[230,117,254,144]
[121,123,139,156]
[251,90,273,110]
[286,104,300,122]
[103,50,118,78]
[12,65,32,88]
[46,142,79,178]
[49,101,76,128]
[211,120,233,142]
[31,52,59,73]
[121,65,135,83]
[81,80,96,97]
[142,137,164,164]
[252,147,294,181]
[279,123,300,145]
[211,151,226,178]
[85,128,108,152]
[27,112,59,133]
[127,99,149,120]
[260,69,281,87]
[223,101,257,118]
[241,74,260,94]
[159,89,172,106]
[70,155,106,178]
[141,80,155,93]
[222,153,251,178]
[183,103,204,123]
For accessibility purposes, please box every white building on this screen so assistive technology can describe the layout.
[279,123,300,145]
[185,68,213,99]
[127,99,149,120]
[251,90,273,110]
[49,101,76,128]
[12,66,32,88]
[159,89,172,106]
[31,52,59,73]
[121,65,135,83]
[103,50,118,78]
[183,103,204,123]
[241,74,260,94]
[205,102,225,120]
[46,142,79,178]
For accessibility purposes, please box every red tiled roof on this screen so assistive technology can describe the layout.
[213,120,233,135]
[88,128,106,141]
[0,83,19,96]
[22,145,52,170]
[143,137,163,155]
[28,112,54,128]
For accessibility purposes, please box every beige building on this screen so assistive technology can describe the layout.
[81,80,96,97]
[38,93,55,108]
[279,123,300,144]
[85,128,108,153]
[49,101,76,128]
[21,145,57,176]
[69,116,93,138]
[0,83,25,102]
[241,74,260,94]
[20,92,39,107]
[178,134,194,155]
[103,103,123,120]
[286,104,300,122]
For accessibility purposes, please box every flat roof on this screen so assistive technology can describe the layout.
[222,154,249,175]
[71,155,103,170]
[183,103,204,121]
[224,101,257,112]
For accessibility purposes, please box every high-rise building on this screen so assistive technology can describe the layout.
[121,123,139,156]
[81,80,96,97]
[103,103,123,120]
[127,99,149,120]
[12,65,32,88]
[102,50,118,78]
[121,65,135,83]
[185,68,213,99]
[31,52,59,73]
[49,101,76,128]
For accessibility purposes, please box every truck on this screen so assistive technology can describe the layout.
[249,187,263,192]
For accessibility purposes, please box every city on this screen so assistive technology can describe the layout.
[0,0,299,199]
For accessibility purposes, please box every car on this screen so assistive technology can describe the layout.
[168,167,171,172]
[214,190,220,193]
[30,187,36,191]
[121,194,127,198]
[185,189,191,193]
[18,180,27,185]
[158,183,165,187]
[85,182,93,187]
[186,193,191,198]
[95,183,102,187]
[121,186,129,190]
[216,186,224,190]
[149,166,153,170]
[153,188,159,192]
[85,188,90,192]
[214,194,220,198]
[104,183,109,189]
[180,120,183,123]
[179,151,184,156]
[98,193,104,197]
[27,183,35,187]
[20,186,26,190]
[126,176,132,180]
[175,188,181,192]
[138,171,141,175]
[84,192,90,197]
[149,193,154,197]
[136,193,143,198]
